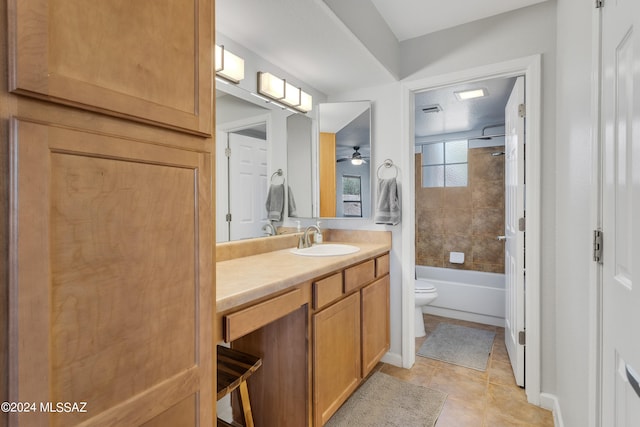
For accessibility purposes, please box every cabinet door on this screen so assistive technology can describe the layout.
[8,0,213,135]
[8,118,213,427]
[313,293,361,426]
[361,276,390,377]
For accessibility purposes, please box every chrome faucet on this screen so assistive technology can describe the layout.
[301,225,322,248]
[262,222,277,236]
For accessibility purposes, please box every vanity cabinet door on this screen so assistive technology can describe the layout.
[361,275,390,377]
[313,292,361,426]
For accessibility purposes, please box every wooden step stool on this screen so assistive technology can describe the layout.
[216,346,262,427]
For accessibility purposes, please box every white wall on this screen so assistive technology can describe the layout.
[555,0,596,425]
[325,0,559,393]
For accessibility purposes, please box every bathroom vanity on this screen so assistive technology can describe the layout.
[216,230,391,426]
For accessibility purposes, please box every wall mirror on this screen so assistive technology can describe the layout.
[215,82,312,242]
[317,101,372,218]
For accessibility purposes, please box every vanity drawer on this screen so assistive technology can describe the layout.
[313,272,344,310]
[224,288,304,342]
[344,259,375,293]
[375,254,390,277]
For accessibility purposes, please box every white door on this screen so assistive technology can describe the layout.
[504,76,526,387]
[601,0,640,424]
[228,132,268,240]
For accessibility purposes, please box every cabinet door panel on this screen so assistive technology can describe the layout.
[313,293,360,426]
[361,276,390,377]
[9,118,213,426]
[9,0,213,135]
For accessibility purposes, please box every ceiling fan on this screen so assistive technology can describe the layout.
[337,146,369,165]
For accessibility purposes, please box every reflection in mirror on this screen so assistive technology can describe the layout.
[216,83,314,241]
[318,102,371,218]
[216,90,270,242]
[287,114,313,218]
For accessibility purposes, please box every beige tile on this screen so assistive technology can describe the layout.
[416,233,444,259]
[491,340,511,364]
[416,209,444,235]
[472,180,505,209]
[486,383,553,425]
[435,396,485,427]
[488,359,518,387]
[416,187,444,210]
[471,208,505,236]
[428,367,488,410]
[444,187,473,209]
[443,235,473,265]
[472,237,504,264]
[380,361,436,388]
[469,149,504,183]
[443,209,473,236]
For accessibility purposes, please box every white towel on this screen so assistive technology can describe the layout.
[374,178,400,225]
[265,184,285,221]
[287,186,297,217]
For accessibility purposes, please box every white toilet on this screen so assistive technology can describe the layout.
[415,279,438,337]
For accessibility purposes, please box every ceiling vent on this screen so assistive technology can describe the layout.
[421,104,442,113]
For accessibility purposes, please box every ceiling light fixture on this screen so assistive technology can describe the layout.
[257,71,313,113]
[454,88,488,101]
[215,45,244,83]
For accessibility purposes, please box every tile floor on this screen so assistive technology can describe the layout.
[378,314,554,427]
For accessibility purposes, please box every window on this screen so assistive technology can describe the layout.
[421,140,468,187]
[342,175,362,217]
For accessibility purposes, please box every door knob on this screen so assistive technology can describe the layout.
[497,236,506,241]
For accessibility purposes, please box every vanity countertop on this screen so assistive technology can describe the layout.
[216,239,391,313]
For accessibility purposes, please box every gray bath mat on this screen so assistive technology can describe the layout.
[325,372,446,427]
[417,323,495,371]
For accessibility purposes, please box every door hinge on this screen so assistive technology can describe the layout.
[518,103,526,118]
[593,229,603,263]
[225,147,231,157]
[518,331,526,345]
[595,0,604,8]
[226,213,232,222]
[518,217,526,232]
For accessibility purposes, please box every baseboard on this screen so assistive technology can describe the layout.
[381,351,403,368]
[540,393,564,427]
[423,306,505,327]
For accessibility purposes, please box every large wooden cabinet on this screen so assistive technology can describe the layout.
[9,0,212,135]
[4,1,215,426]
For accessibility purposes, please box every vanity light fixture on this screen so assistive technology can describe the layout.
[257,71,313,113]
[454,88,488,101]
[215,45,244,83]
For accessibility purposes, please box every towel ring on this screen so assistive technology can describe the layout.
[377,159,398,179]
[270,169,285,184]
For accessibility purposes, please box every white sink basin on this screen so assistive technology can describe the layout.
[291,243,360,257]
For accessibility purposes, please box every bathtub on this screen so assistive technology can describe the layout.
[416,265,505,327]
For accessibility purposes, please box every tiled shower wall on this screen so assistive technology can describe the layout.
[415,146,505,273]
